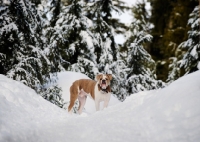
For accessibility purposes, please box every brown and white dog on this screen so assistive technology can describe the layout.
[68,74,112,114]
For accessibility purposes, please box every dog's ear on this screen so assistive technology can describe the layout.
[96,74,102,81]
[107,74,112,80]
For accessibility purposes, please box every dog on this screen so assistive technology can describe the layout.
[68,74,112,114]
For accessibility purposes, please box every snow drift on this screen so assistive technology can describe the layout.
[0,71,200,142]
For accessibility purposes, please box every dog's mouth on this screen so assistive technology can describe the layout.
[101,80,107,89]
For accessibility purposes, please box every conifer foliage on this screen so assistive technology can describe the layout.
[168,5,200,83]
[125,23,165,94]
[0,0,63,107]
[122,0,165,95]
[0,0,50,89]
[179,6,200,74]
[3,0,197,106]
[55,0,99,79]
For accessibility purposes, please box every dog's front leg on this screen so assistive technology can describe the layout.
[103,100,109,109]
[95,101,100,111]
[103,94,111,109]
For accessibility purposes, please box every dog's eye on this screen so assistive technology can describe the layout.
[100,78,102,80]
[105,78,108,80]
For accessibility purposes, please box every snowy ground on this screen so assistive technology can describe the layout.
[0,71,200,142]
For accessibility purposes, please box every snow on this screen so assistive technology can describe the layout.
[1,71,200,142]
[2,0,10,4]
[198,62,200,70]
[80,30,95,50]
[190,46,198,59]
[0,23,18,35]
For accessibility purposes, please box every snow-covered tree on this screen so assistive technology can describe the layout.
[178,6,200,74]
[38,0,61,27]
[85,0,129,100]
[168,4,200,83]
[125,22,165,95]
[166,57,181,84]
[109,60,127,101]
[87,0,127,63]
[0,0,50,89]
[0,0,64,107]
[38,0,70,72]
[52,0,99,79]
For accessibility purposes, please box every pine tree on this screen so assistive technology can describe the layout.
[87,0,126,63]
[178,6,200,75]
[166,57,181,83]
[149,0,198,81]
[0,0,49,89]
[85,0,129,100]
[36,0,67,107]
[0,0,64,107]
[53,0,99,79]
[123,0,152,55]
[125,22,165,95]
[38,0,68,72]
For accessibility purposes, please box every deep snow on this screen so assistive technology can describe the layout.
[0,71,200,142]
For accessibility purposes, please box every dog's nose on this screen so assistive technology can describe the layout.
[102,80,106,84]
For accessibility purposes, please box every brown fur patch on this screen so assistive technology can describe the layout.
[71,79,96,99]
[96,74,103,81]
[106,74,112,80]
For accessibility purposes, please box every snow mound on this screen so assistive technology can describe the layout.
[0,71,200,142]
[0,75,70,142]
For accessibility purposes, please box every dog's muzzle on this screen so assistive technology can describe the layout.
[101,80,107,89]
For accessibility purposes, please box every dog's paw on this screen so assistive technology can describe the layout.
[80,112,88,117]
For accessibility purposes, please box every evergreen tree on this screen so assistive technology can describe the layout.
[39,0,61,27]
[125,22,165,95]
[85,0,129,100]
[0,0,64,107]
[0,0,49,89]
[109,59,127,101]
[166,57,181,83]
[149,0,198,81]
[30,0,41,5]
[167,4,199,83]
[178,6,200,75]
[123,0,151,54]
[53,0,99,79]
[38,0,68,72]
[87,0,127,63]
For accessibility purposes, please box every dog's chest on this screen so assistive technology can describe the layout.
[94,84,110,102]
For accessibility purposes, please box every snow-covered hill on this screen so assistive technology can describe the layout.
[0,71,200,142]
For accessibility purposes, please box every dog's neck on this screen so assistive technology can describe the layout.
[98,84,111,93]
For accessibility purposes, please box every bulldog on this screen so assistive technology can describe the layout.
[68,74,112,114]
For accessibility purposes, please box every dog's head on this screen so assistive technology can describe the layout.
[96,74,112,89]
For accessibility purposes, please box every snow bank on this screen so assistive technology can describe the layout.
[0,75,70,142]
[0,71,200,142]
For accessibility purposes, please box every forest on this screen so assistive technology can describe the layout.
[0,0,199,106]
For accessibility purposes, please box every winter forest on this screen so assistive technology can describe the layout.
[0,0,199,107]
